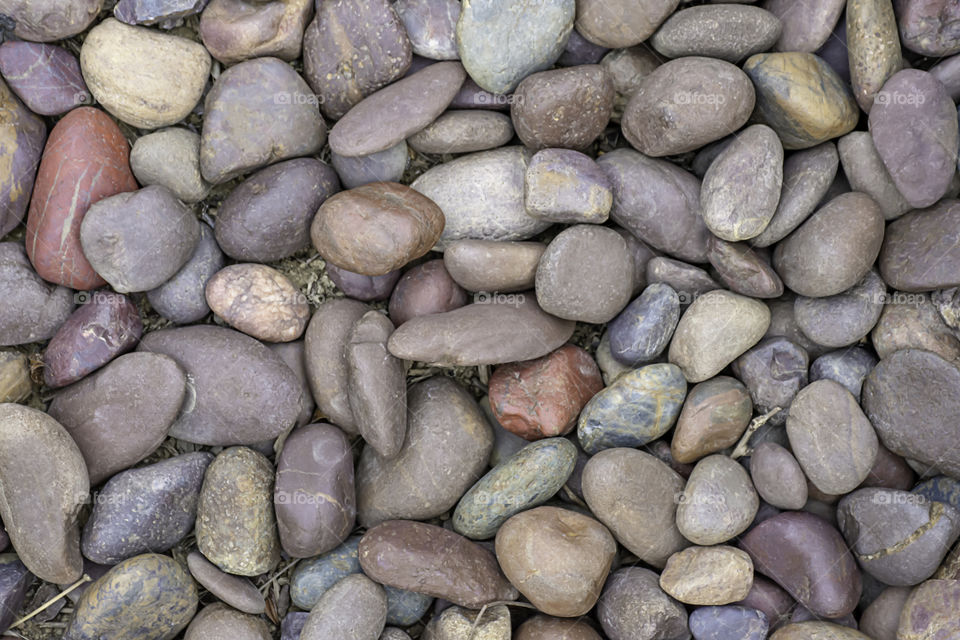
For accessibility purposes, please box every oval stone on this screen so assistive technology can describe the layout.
[0,0,102,42]
[187,551,265,615]
[394,0,459,60]
[578,363,687,454]
[880,199,960,292]
[0,41,88,116]
[63,554,197,640]
[809,347,877,401]
[356,376,492,527]
[407,110,514,155]
[582,448,688,568]
[740,511,862,618]
[794,270,885,347]
[184,603,271,640]
[707,238,784,299]
[455,0,574,94]
[205,264,309,342]
[300,574,387,640]
[138,325,303,445]
[869,70,959,208]
[387,259,466,325]
[597,567,688,640]
[773,192,885,298]
[81,452,212,564]
[329,265,401,303]
[196,447,280,576]
[26,107,137,289]
[146,222,224,325]
[847,0,902,112]
[48,352,186,485]
[453,437,577,539]
[897,579,960,639]
[607,283,680,365]
[359,520,518,608]
[130,127,210,204]
[523,148,612,224]
[871,292,960,361]
[311,182,445,276]
[198,0,312,65]
[0,242,74,346]
[750,442,809,510]
[766,0,844,52]
[678,454,759,545]
[660,546,754,606]
[0,77,45,239]
[651,4,782,62]
[331,142,409,189]
[275,423,355,558]
[671,376,753,464]
[771,622,871,640]
[443,239,545,293]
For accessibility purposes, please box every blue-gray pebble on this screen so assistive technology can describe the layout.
[452,437,577,539]
[81,452,213,565]
[689,606,768,640]
[289,535,432,623]
[0,554,32,632]
[281,611,308,640]
[578,363,687,454]
[456,0,575,94]
[607,283,681,365]
[913,476,960,512]
[809,347,877,402]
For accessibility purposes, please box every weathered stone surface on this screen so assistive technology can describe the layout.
[794,270,885,347]
[880,200,960,292]
[0,41,88,116]
[198,0,312,65]
[677,454,759,545]
[660,546,754,606]
[300,574,387,640]
[205,264,309,343]
[0,0,102,42]
[651,4,782,62]
[184,603,271,640]
[897,0,960,55]
[114,0,209,25]
[847,0,902,112]
[597,567,687,640]
[576,0,678,48]
[523,148,611,224]
[407,110,514,155]
[708,238,784,299]
[671,376,752,464]
[897,579,960,639]
[394,0,459,60]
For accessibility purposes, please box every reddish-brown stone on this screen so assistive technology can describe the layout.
[25,107,138,289]
[488,344,603,441]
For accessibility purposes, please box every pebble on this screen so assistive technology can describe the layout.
[184,603,271,640]
[766,0,844,52]
[215,158,339,263]
[622,56,755,157]
[275,423,355,558]
[668,289,771,383]
[847,0,902,112]
[523,148,612,224]
[453,437,577,538]
[750,442,809,510]
[81,185,200,293]
[426,605,510,640]
[598,569,689,640]
[496,506,615,616]
[300,574,387,640]
[329,62,465,157]
[82,452,211,564]
[651,4,782,62]
[356,376,492,526]
[26,107,138,289]
[740,511,861,618]
[311,182,444,276]
[0,78,44,240]
[511,65,613,150]
[0,41,88,116]
[838,488,960,586]
[837,132,911,220]
[187,551,265,615]
[48,352,185,484]
[516,616,601,640]
[200,0,312,65]
[578,363,686,454]
[898,0,960,55]
[130,128,210,204]
[773,192,885,298]
[113,0,208,25]
[196,447,280,576]
[0,243,74,346]
[771,622,870,639]
[582,448,688,568]
[456,0,573,94]
[863,349,960,477]
[200,57,326,184]
[408,110,514,154]
[80,19,210,129]
[301,0,411,120]
[0,0,101,41]
[328,265,401,302]
[897,579,960,639]
[413,147,550,247]
[860,586,911,640]
[331,143,409,190]
[914,476,960,511]
[289,535,363,609]
[576,0,678,47]
[607,283,680,365]
[359,519,518,608]
[871,293,960,361]
[205,264,309,342]
[647,257,720,304]
[733,336,808,419]
[443,240,545,292]
[678,454,759,545]
[707,238,785,299]
[671,376,753,464]
[690,606,767,640]
[535,224,634,323]
[701,124,784,242]
[281,612,309,640]
[394,0,459,60]
[659,546,754,606]
[743,52,858,149]
[388,260,467,326]
[63,554,198,640]
[880,199,960,292]
[794,270,885,347]
[0,554,31,632]
[601,46,660,121]
[347,311,407,458]
[304,299,369,435]
[809,348,876,401]
[558,28,608,65]
[0,351,31,403]
[869,70,958,208]
[387,296,575,366]
[146,223,224,325]
[488,344,602,441]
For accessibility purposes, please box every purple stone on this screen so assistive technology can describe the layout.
[114,0,210,25]
[449,76,512,111]
[0,41,89,116]
[557,28,609,66]
[0,554,32,632]
[281,611,309,640]
[326,263,401,301]
[0,78,45,238]
[43,290,143,388]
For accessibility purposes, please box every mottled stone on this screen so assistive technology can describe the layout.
[0,78,44,242]
[597,567,688,640]
[187,551,265,615]
[582,448,688,568]
[860,586,910,640]
[732,336,808,420]
[205,264,308,342]
[523,148,611,224]
[82,453,212,564]
[329,62,465,157]
[607,283,680,366]
[301,0,411,120]
[651,4,782,62]
[199,0,312,65]
[114,0,208,25]
[184,603,270,640]
[146,223,224,325]
[300,574,387,640]
[196,447,281,576]
[771,622,871,640]
[660,546,754,606]
[0,350,30,403]
[0,0,102,42]
[394,0,459,60]
[689,606,768,640]
[743,52,858,149]
[897,0,960,55]
[740,511,862,618]
[872,292,960,362]
[130,128,209,204]
[708,238,784,299]
[0,41,87,116]
[671,376,752,464]
[677,454,759,545]
[427,605,510,640]
[516,615,601,640]
[0,554,31,632]
[897,579,960,639]
[360,520,518,608]
[847,0,902,112]
[64,554,197,639]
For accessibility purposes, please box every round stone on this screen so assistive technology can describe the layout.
[677,454,759,546]
[659,546,754,606]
